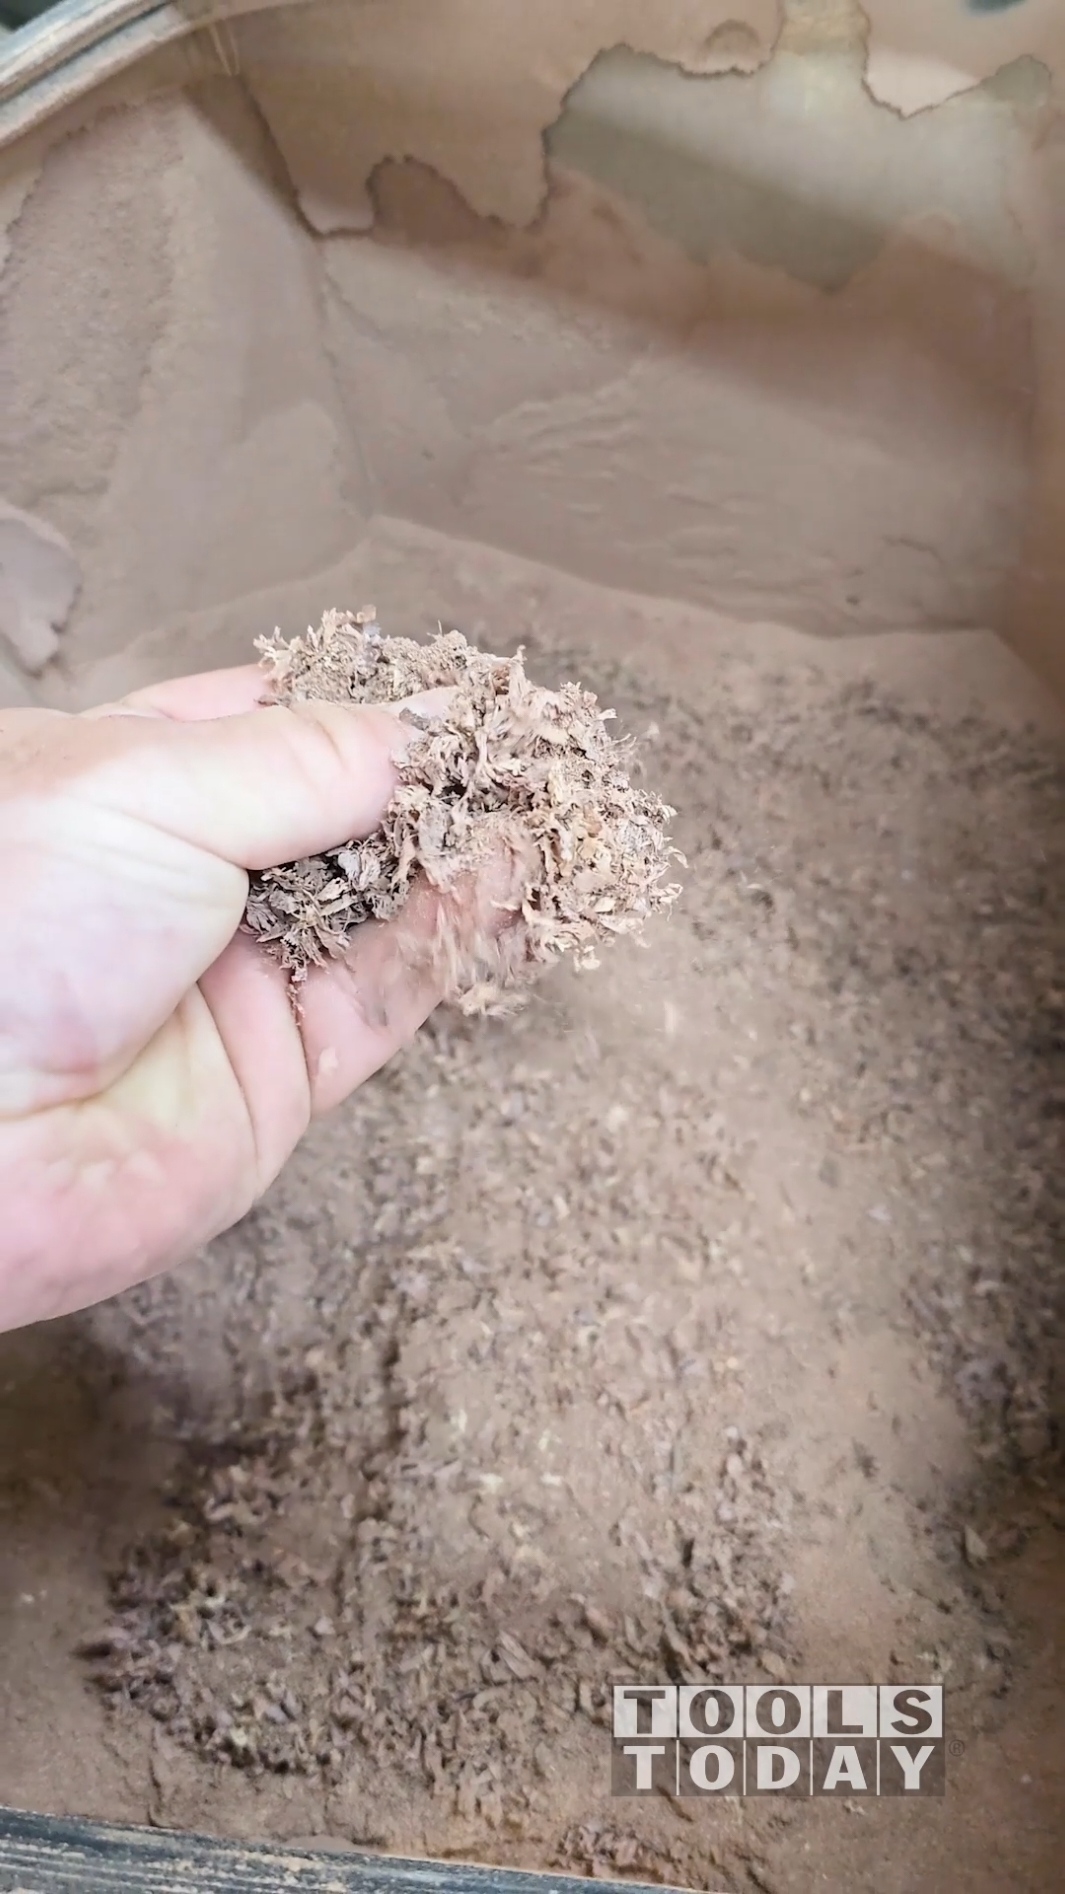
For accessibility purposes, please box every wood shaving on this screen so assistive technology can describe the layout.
[242,609,682,1012]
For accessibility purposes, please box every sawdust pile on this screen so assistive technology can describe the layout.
[243,610,681,1010]
[79,1374,785,1802]
[61,600,1065,1888]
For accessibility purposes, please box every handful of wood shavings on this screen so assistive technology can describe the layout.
[242,608,682,1014]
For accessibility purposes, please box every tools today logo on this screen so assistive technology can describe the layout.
[611,1684,945,1797]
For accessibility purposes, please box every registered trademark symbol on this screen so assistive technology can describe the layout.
[948,1740,965,1758]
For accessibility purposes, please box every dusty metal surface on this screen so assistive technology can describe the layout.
[0,1807,684,1894]
[0,0,263,139]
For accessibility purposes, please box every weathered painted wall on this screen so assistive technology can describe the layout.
[234,0,781,234]
[0,0,1063,702]
[862,0,1064,114]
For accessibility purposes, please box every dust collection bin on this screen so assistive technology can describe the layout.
[0,4,1063,1893]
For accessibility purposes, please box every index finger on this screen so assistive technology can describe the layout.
[99,665,272,722]
[100,670,455,728]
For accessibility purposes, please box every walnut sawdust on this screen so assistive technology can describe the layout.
[243,610,681,1012]
[52,588,1065,1891]
[80,1374,784,1802]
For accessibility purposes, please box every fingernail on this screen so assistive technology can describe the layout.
[395,687,454,723]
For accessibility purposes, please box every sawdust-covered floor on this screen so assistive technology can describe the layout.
[1,531,1063,1894]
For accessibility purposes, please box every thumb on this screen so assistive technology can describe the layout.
[0,691,448,1116]
[76,697,430,869]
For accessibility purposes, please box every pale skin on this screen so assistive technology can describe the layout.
[0,664,473,1335]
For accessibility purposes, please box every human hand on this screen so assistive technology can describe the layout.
[0,664,472,1333]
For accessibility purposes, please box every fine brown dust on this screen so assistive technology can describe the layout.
[2,560,1062,1894]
